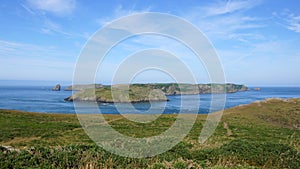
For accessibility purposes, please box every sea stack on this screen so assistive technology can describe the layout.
[52,84,61,91]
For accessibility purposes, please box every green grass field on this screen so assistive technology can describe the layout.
[0,98,300,168]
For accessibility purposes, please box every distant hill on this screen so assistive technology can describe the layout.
[64,83,248,102]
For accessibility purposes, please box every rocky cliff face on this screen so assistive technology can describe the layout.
[65,83,248,103]
[156,83,248,95]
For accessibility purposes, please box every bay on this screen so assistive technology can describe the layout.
[0,86,300,114]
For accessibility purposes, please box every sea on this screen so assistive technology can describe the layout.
[0,86,300,114]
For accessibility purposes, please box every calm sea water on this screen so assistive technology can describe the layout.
[0,86,300,114]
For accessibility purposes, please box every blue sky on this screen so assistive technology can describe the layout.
[0,0,300,86]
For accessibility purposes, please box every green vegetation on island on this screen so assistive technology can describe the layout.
[65,83,248,102]
[64,84,103,91]
[1,98,299,168]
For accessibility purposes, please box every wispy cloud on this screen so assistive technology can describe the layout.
[21,3,36,15]
[41,19,73,37]
[26,0,76,16]
[36,18,88,39]
[0,39,75,80]
[200,15,264,42]
[198,0,261,17]
[92,1,266,71]
[186,0,264,42]
[273,10,300,33]
[0,39,75,62]
[21,0,87,39]
[97,5,151,26]
[287,15,300,33]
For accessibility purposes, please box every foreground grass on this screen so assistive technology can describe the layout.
[0,98,300,168]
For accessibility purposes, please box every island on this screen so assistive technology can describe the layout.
[64,83,248,103]
[52,84,61,91]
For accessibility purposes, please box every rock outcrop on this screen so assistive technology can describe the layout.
[52,84,61,91]
[65,83,248,103]
[0,145,20,153]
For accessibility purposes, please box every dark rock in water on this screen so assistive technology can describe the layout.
[52,84,61,91]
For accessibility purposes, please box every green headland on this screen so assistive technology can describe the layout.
[1,98,299,168]
[64,83,248,102]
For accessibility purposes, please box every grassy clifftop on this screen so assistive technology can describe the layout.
[65,83,248,102]
[1,98,299,168]
[65,84,168,102]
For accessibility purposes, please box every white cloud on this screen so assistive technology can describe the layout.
[27,0,76,16]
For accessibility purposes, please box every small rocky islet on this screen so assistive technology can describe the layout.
[64,83,248,103]
[52,84,61,91]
